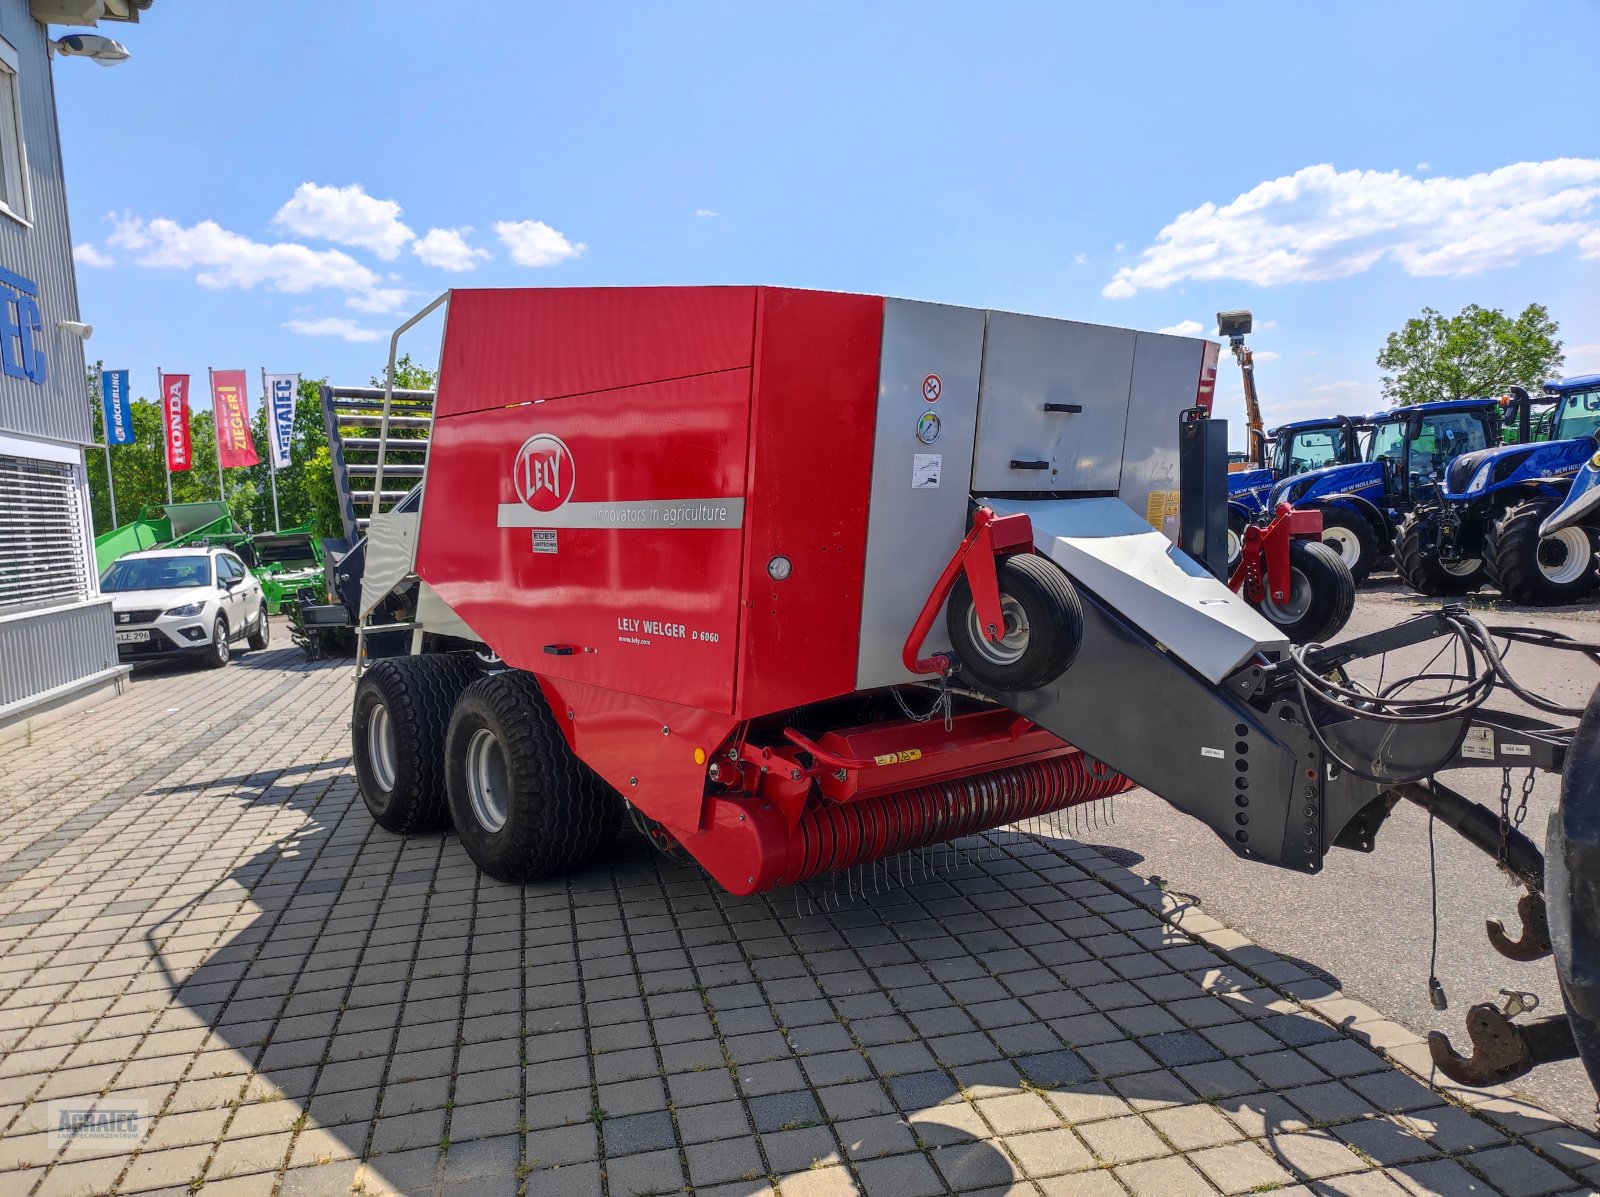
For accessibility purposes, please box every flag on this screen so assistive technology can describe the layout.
[163,374,192,472]
[264,373,299,469]
[101,369,134,446]
[211,369,258,469]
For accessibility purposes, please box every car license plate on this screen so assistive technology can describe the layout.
[115,630,149,644]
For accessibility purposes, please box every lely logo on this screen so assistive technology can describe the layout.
[513,434,576,512]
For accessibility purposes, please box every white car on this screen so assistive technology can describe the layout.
[101,546,270,668]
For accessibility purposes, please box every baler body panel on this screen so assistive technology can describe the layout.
[1120,333,1221,540]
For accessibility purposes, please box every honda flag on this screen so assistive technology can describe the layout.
[211,369,259,469]
[163,373,192,472]
[264,373,299,469]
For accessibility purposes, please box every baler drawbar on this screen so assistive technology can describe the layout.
[341,286,1600,1100]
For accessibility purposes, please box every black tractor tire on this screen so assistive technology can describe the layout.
[1255,539,1355,645]
[1487,497,1599,606]
[1396,513,1486,596]
[353,654,479,834]
[201,616,230,669]
[444,671,621,884]
[1227,509,1251,577]
[947,552,1083,693]
[1318,506,1379,585]
[246,605,270,651]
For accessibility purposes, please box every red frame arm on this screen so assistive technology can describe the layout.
[902,507,1035,676]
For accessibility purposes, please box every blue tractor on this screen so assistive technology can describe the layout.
[1227,415,1365,562]
[1263,398,1504,584]
[1398,376,1600,603]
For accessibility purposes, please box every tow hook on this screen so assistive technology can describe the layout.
[1487,891,1553,962]
[1427,1001,1579,1086]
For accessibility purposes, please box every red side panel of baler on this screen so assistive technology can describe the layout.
[433,287,758,417]
[735,289,884,717]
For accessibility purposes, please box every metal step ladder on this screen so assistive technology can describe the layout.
[319,385,435,544]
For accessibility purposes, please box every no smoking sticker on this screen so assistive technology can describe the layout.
[922,374,942,403]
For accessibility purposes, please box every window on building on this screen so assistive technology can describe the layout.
[0,455,90,616]
[0,38,29,223]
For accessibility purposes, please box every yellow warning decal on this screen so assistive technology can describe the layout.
[1144,490,1180,529]
[873,749,923,767]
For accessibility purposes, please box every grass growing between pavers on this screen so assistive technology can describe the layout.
[0,646,1599,1195]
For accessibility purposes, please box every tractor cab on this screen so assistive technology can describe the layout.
[1366,399,1500,509]
[1270,416,1365,480]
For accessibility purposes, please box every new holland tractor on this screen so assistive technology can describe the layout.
[1267,398,1506,584]
[1227,415,1366,558]
[341,286,1600,1100]
[1398,376,1600,604]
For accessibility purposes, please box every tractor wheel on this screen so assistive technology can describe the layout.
[947,553,1083,693]
[1487,497,1599,606]
[444,671,621,884]
[1256,539,1355,644]
[1318,507,1379,585]
[1396,513,1486,596]
[353,654,479,834]
[1227,510,1250,577]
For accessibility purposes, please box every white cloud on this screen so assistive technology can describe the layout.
[345,287,414,314]
[1416,161,1432,172]
[695,208,718,218]
[1565,343,1600,374]
[1104,158,1600,298]
[493,219,585,267]
[284,316,386,343]
[108,215,388,300]
[1157,319,1204,337]
[1253,350,1281,363]
[272,183,415,260]
[412,226,490,272]
[73,242,113,267]
[1074,252,1086,265]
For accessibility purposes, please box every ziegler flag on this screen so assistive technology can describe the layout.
[163,374,192,472]
[264,373,299,469]
[211,369,258,469]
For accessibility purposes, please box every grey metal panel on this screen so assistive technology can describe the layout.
[972,313,1134,493]
[0,0,90,446]
[0,596,116,711]
[855,299,985,690]
[1116,332,1208,542]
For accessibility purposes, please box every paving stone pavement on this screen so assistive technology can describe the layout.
[2,637,1599,1196]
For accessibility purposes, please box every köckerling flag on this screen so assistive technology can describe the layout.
[265,373,299,469]
[211,369,259,469]
[101,369,134,446]
[163,374,192,472]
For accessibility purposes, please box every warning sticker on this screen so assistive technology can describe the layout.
[1462,726,1495,760]
[874,749,924,767]
[1144,490,1181,530]
[922,374,942,403]
[531,529,557,554]
[912,454,942,489]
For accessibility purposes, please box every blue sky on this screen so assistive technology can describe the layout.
[57,1,1600,444]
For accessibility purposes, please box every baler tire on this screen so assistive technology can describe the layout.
[1487,497,1598,606]
[946,552,1082,693]
[1319,506,1378,585]
[1396,513,1485,597]
[444,671,621,884]
[353,654,479,835]
[1256,539,1354,645]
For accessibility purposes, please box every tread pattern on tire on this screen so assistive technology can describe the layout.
[946,552,1083,693]
[446,671,621,884]
[1259,539,1355,645]
[1487,497,1598,606]
[354,654,479,833]
[1396,513,1483,597]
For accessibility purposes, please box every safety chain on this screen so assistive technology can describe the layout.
[893,669,956,732]
[1496,766,1537,873]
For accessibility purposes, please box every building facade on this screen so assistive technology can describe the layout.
[0,1,149,725]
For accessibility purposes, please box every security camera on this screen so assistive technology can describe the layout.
[49,35,131,67]
[57,320,92,339]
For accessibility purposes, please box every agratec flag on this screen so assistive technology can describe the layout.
[163,374,192,472]
[264,373,299,469]
[211,369,259,469]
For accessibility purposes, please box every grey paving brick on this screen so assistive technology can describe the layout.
[854,1150,945,1197]
[603,1109,677,1156]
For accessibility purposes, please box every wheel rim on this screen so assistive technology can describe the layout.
[215,624,228,662]
[259,611,269,642]
[367,703,397,791]
[1227,527,1243,565]
[1441,556,1482,578]
[1261,566,1312,623]
[465,727,510,833]
[1322,527,1361,569]
[965,594,1030,666]
[1537,527,1591,585]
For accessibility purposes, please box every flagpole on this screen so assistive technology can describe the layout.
[263,367,280,532]
[209,366,227,509]
[159,367,172,506]
[95,359,117,527]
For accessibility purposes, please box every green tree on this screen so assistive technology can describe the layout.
[1376,303,1564,406]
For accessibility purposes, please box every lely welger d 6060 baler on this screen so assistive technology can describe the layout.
[342,286,1600,1096]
